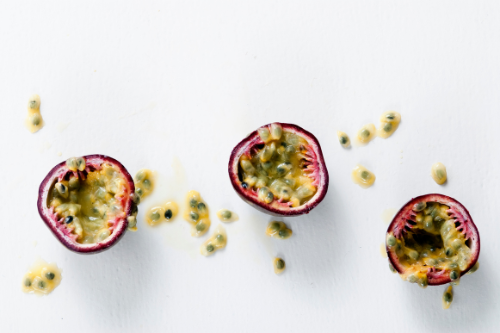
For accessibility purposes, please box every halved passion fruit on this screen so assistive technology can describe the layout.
[228,123,329,216]
[37,155,137,254]
[386,194,480,286]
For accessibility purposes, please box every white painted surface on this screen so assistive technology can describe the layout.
[1,1,499,332]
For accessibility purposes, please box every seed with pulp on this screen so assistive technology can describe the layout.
[206,244,215,252]
[31,113,41,126]
[413,202,426,212]
[136,188,144,197]
[360,129,370,138]
[165,209,173,220]
[75,157,86,171]
[24,278,32,287]
[190,212,199,221]
[443,292,453,303]
[216,234,224,242]
[38,281,46,289]
[387,235,396,247]
[383,122,392,132]
[270,222,281,231]
[196,222,206,232]
[135,170,146,182]
[64,216,73,224]
[276,259,285,269]
[45,272,55,280]
[450,270,459,280]
[197,202,207,213]
[221,210,232,220]
[361,171,370,180]
[408,250,419,261]
[278,229,289,239]
[270,123,283,140]
[151,211,161,221]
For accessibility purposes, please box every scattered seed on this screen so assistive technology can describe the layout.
[383,122,392,132]
[164,209,173,220]
[221,210,232,220]
[196,222,206,232]
[276,259,285,269]
[24,278,32,287]
[206,244,215,252]
[190,212,199,221]
[45,272,55,280]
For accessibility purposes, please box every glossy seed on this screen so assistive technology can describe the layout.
[196,222,206,232]
[360,129,370,138]
[136,188,144,197]
[469,262,480,274]
[340,136,347,145]
[419,278,428,288]
[45,272,55,280]
[24,278,32,287]
[450,270,459,281]
[258,127,271,142]
[68,177,80,190]
[285,145,296,154]
[197,202,206,212]
[270,222,280,231]
[361,171,370,180]
[265,191,274,204]
[142,179,151,189]
[276,259,285,269]
[206,244,215,252]
[385,113,395,120]
[278,229,289,239]
[55,183,67,195]
[443,292,453,303]
[151,211,160,221]
[434,216,445,223]
[383,122,392,132]
[189,199,197,208]
[413,202,426,212]
[241,182,248,189]
[38,281,46,289]
[409,250,419,261]
[127,216,137,228]
[221,210,232,220]
[270,123,283,140]
[164,209,173,220]
[75,157,86,171]
[135,170,146,182]
[190,212,199,221]
[445,248,453,257]
[31,113,41,126]
[387,235,396,247]
[216,234,224,242]
[64,216,73,224]
[407,275,417,283]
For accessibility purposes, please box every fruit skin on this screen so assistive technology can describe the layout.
[228,123,329,217]
[386,193,480,286]
[37,155,135,254]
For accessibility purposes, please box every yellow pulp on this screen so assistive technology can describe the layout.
[273,257,286,274]
[351,165,376,188]
[183,190,211,237]
[431,162,447,185]
[22,259,62,296]
[134,169,155,199]
[25,94,44,133]
[200,224,227,256]
[266,221,292,239]
[377,111,401,139]
[48,162,128,244]
[146,201,179,226]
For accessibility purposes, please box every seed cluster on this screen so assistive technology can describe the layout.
[22,259,62,296]
[266,221,292,240]
[377,111,401,139]
[146,201,179,226]
[387,202,472,288]
[200,224,227,256]
[134,169,155,199]
[184,190,211,237]
[239,123,317,208]
[25,94,44,133]
[49,160,129,244]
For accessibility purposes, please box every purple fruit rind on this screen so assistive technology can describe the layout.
[228,123,329,217]
[386,193,480,286]
[37,154,135,254]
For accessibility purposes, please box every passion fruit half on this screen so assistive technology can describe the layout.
[37,155,137,254]
[386,194,480,286]
[229,123,329,216]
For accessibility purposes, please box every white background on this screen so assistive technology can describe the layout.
[0,1,499,332]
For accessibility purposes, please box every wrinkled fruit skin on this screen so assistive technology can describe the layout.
[37,155,135,254]
[228,123,329,217]
[387,193,480,285]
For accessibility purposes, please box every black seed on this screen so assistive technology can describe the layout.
[131,204,138,215]
[24,278,32,287]
[164,209,173,220]
[280,142,287,147]
[444,292,453,303]
[386,113,395,120]
[64,216,73,224]
[197,202,206,212]
[276,259,285,269]
[190,199,197,208]
[206,244,215,252]
[45,272,55,280]
[190,212,199,221]
[241,182,248,189]
[340,136,347,144]
[38,281,46,289]
[445,248,453,257]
